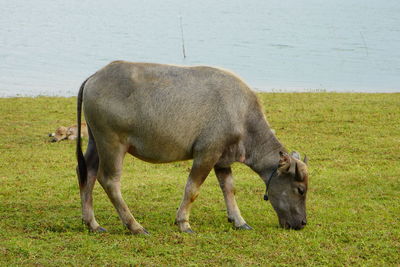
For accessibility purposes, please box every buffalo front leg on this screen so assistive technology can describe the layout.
[97,144,148,235]
[214,166,252,230]
[176,155,219,233]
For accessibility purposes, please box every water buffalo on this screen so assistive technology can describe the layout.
[76,61,309,234]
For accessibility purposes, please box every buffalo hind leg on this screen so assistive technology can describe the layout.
[79,131,104,232]
[96,143,148,235]
[214,166,252,230]
[176,153,220,233]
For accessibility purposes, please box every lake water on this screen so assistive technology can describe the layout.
[1,0,399,97]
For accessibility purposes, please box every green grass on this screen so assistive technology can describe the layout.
[0,93,399,266]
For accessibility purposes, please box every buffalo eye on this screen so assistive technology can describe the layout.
[297,187,305,195]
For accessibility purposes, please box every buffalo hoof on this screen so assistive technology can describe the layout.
[235,223,253,230]
[91,226,107,233]
[142,228,150,235]
[131,228,150,235]
[183,228,195,234]
[227,217,234,223]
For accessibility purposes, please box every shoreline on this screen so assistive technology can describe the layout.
[1,89,399,98]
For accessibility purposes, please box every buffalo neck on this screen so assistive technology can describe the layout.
[244,119,286,182]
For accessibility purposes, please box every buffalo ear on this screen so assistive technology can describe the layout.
[303,155,308,165]
[279,151,291,171]
[290,151,301,160]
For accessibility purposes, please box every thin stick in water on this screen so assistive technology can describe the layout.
[179,16,186,59]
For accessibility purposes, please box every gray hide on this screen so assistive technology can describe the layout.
[76,61,309,234]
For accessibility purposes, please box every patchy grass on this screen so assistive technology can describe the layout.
[0,93,399,266]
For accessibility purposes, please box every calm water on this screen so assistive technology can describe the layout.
[1,0,399,97]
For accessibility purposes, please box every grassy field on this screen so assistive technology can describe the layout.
[0,93,399,266]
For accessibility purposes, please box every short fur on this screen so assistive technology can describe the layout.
[49,123,88,142]
[76,61,309,233]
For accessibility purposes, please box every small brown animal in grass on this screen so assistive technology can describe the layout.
[49,123,88,142]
